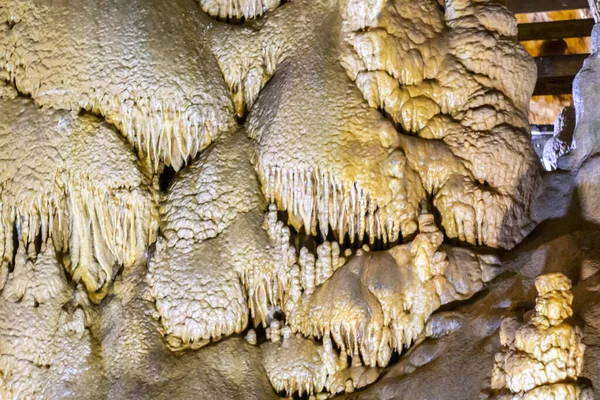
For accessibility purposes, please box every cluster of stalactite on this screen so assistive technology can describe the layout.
[0,0,544,398]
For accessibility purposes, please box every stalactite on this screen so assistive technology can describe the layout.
[0,84,157,301]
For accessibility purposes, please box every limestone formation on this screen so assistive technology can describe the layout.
[261,325,379,397]
[339,0,539,249]
[198,0,282,21]
[0,0,235,170]
[147,131,272,349]
[0,241,98,399]
[287,213,500,370]
[257,213,500,396]
[492,274,588,399]
[1,0,598,399]
[147,126,497,361]
[207,0,541,250]
[0,82,157,302]
[542,107,576,171]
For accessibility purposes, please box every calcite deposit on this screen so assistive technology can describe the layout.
[199,0,282,20]
[0,0,599,399]
[260,213,501,396]
[0,242,98,399]
[0,0,235,170]
[542,107,576,171]
[492,273,587,398]
[0,81,156,302]
[287,213,500,370]
[261,324,380,397]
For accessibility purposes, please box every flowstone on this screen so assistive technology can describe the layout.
[1,0,598,399]
[261,213,500,396]
[0,0,235,170]
[0,242,98,399]
[225,0,541,249]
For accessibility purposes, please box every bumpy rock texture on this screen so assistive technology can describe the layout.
[1,0,599,399]
[287,214,499,370]
[542,107,576,171]
[0,242,98,399]
[239,0,539,250]
[260,214,501,396]
[492,273,587,398]
[0,0,235,170]
[0,81,156,302]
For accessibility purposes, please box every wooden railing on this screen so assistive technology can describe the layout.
[502,0,589,13]
[503,0,593,96]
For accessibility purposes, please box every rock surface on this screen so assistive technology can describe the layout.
[0,1,599,399]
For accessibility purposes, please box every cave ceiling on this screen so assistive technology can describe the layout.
[0,0,599,399]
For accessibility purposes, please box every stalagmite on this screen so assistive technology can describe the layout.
[492,273,589,399]
[314,241,344,286]
[0,82,157,302]
[0,0,235,170]
[0,241,98,399]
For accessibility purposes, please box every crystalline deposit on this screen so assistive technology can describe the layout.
[288,213,500,371]
[0,0,561,398]
[198,0,282,21]
[0,0,235,170]
[492,273,588,399]
[339,0,540,248]
[0,242,98,399]
[0,82,157,302]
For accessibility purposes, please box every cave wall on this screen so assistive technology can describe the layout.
[0,1,598,399]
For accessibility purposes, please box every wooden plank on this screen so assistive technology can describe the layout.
[535,54,588,78]
[534,76,575,95]
[519,18,595,41]
[501,0,589,13]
